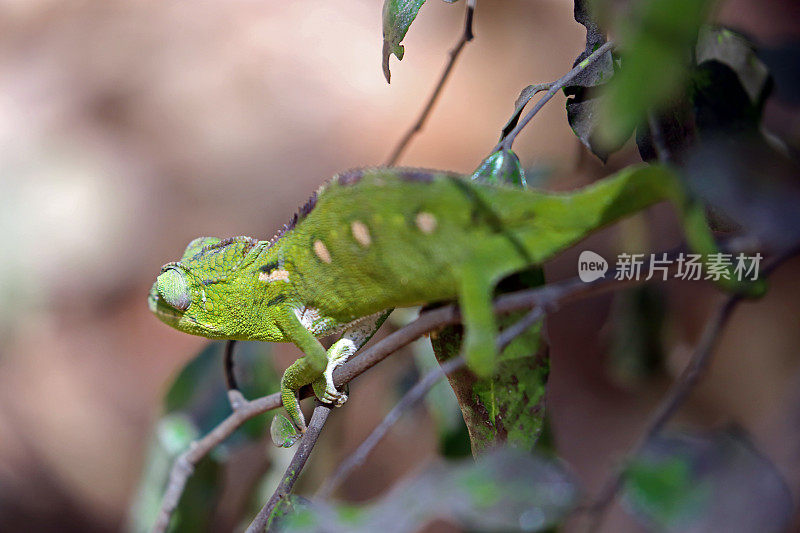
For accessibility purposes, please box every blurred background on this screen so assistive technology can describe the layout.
[1,0,799,531]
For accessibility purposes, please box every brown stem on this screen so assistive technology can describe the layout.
[245,404,332,533]
[384,0,476,166]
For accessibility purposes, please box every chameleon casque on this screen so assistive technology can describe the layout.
[149,164,735,446]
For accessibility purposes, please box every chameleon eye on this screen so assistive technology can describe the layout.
[157,268,191,311]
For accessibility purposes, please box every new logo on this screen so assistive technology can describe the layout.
[578,250,608,282]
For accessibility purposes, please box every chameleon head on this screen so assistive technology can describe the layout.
[148,236,262,339]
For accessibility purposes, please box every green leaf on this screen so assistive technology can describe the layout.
[622,429,793,532]
[566,85,630,163]
[471,149,526,187]
[280,447,579,532]
[692,27,772,135]
[412,334,471,457]
[268,495,317,531]
[381,0,427,83]
[598,0,714,146]
[625,456,705,529]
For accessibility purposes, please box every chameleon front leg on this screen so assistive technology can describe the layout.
[271,311,391,447]
[270,314,329,447]
[311,311,392,407]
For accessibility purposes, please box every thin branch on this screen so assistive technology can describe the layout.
[317,306,546,498]
[245,404,332,533]
[585,247,800,533]
[384,0,476,166]
[151,392,286,533]
[496,40,614,152]
[585,295,741,532]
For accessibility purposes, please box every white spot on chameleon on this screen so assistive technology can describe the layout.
[258,269,290,282]
[313,240,332,263]
[350,221,371,247]
[415,212,437,234]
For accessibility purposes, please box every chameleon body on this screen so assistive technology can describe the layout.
[149,165,730,444]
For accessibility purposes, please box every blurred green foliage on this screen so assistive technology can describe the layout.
[273,447,579,532]
[598,0,714,146]
[130,342,278,532]
[622,429,792,532]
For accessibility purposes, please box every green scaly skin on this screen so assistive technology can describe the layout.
[149,165,758,446]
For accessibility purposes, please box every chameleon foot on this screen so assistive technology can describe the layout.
[312,376,348,407]
[312,337,355,408]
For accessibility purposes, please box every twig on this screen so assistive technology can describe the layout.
[384,0,476,166]
[151,392,286,533]
[585,247,800,533]
[317,306,546,498]
[151,268,644,532]
[245,404,332,533]
[585,295,741,532]
[496,40,614,151]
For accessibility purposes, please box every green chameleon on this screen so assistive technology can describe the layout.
[149,164,752,446]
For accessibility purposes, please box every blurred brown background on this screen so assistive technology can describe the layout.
[1,0,799,531]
